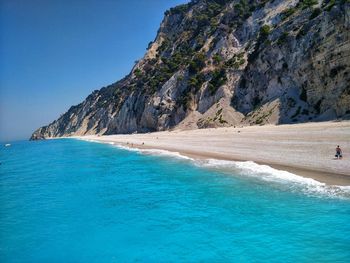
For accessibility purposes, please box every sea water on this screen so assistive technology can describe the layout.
[0,139,349,262]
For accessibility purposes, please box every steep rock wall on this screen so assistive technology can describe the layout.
[31,0,350,140]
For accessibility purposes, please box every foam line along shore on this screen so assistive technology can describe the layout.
[74,121,350,187]
[76,136,350,199]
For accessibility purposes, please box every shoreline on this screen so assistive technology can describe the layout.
[75,121,350,186]
[117,143,350,186]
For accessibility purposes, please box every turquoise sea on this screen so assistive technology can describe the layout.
[0,139,349,262]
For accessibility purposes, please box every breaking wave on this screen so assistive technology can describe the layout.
[194,159,350,199]
[79,138,350,199]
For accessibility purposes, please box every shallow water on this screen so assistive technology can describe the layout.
[0,139,349,262]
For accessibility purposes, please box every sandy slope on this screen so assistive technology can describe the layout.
[78,121,350,185]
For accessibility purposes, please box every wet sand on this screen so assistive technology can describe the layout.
[77,121,350,185]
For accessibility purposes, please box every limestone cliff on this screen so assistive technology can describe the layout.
[31,0,350,140]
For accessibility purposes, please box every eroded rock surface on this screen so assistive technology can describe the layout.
[31,0,350,140]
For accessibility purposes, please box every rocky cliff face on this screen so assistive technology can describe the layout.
[31,0,350,140]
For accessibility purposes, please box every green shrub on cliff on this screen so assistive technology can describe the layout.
[165,3,189,16]
[208,68,227,95]
[260,25,271,38]
[157,38,170,54]
[188,73,205,91]
[310,8,321,19]
[299,0,318,9]
[189,53,206,74]
[213,54,223,65]
[134,68,142,78]
[281,8,296,21]
[225,52,245,69]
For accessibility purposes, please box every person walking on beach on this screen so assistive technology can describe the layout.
[335,145,342,159]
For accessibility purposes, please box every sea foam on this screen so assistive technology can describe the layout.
[78,138,350,199]
[194,159,350,199]
[114,144,193,160]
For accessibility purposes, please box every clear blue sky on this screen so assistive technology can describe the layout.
[0,0,188,142]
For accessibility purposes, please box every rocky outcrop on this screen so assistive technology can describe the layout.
[31,0,350,140]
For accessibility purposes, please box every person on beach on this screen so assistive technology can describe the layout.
[335,145,342,159]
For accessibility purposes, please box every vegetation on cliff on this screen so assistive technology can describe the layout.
[31,0,350,139]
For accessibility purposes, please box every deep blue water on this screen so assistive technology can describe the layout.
[0,139,349,262]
